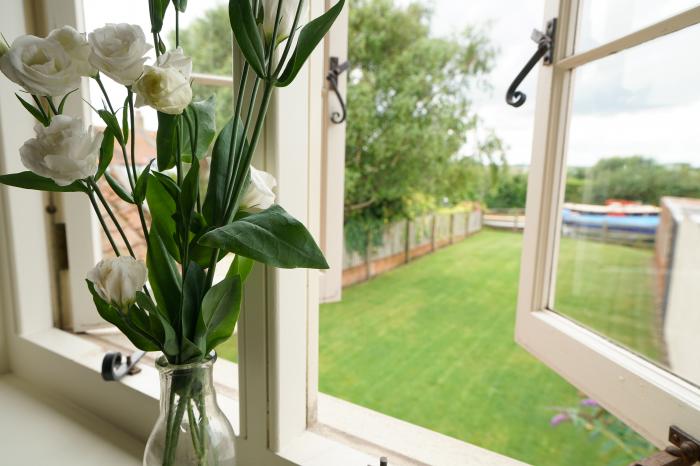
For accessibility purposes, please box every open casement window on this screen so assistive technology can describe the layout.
[517,0,700,448]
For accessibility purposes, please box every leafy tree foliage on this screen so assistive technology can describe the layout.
[345,0,497,227]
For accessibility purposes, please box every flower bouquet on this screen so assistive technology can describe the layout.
[0,0,344,464]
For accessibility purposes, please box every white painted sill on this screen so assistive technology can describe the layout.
[21,328,526,466]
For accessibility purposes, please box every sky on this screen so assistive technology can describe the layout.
[83,0,700,168]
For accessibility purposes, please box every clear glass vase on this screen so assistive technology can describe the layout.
[144,354,236,466]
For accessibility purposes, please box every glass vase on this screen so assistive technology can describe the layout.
[144,353,236,466]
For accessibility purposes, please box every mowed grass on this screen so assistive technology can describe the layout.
[318,229,657,466]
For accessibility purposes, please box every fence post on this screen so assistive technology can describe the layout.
[449,213,455,244]
[431,215,437,251]
[404,218,410,263]
[365,230,372,280]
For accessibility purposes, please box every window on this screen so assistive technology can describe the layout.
[516,0,700,447]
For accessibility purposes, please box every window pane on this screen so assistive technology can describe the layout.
[576,0,699,51]
[554,25,700,386]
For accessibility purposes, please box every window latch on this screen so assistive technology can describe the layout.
[631,426,700,466]
[327,56,350,124]
[101,350,146,381]
[506,18,557,108]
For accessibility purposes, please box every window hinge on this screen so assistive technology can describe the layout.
[632,426,700,466]
[53,222,69,271]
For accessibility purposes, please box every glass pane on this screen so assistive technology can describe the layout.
[576,0,700,51]
[554,25,700,386]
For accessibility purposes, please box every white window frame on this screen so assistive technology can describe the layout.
[516,0,700,447]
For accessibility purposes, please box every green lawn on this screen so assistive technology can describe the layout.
[318,230,657,466]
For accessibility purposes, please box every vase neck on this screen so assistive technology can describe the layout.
[157,357,217,412]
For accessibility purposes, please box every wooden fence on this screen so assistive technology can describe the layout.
[342,211,483,287]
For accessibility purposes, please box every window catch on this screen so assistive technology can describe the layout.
[101,350,146,381]
[631,426,700,466]
[506,17,557,108]
[326,56,350,124]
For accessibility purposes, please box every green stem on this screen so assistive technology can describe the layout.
[88,178,136,258]
[272,0,306,78]
[87,189,120,256]
[46,96,59,116]
[31,95,49,121]
[127,88,139,186]
[221,63,250,217]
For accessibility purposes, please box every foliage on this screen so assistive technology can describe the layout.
[344,0,497,230]
[550,398,656,466]
[485,172,527,209]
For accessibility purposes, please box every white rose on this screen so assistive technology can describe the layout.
[133,49,193,114]
[19,115,102,186]
[47,26,95,77]
[0,35,80,96]
[262,0,308,44]
[87,256,147,308]
[88,23,151,86]
[241,166,277,212]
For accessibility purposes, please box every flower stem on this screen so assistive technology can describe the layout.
[87,188,120,256]
[88,178,136,258]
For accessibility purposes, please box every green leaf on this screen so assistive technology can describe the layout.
[229,0,267,78]
[180,337,203,363]
[57,88,79,114]
[135,291,178,357]
[173,0,187,13]
[121,96,130,144]
[182,97,217,160]
[179,157,200,230]
[147,228,182,324]
[202,117,248,226]
[133,161,153,204]
[104,172,135,204]
[196,274,242,353]
[228,254,254,282]
[146,173,180,262]
[96,128,115,180]
[97,109,124,146]
[86,281,159,351]
[199,205,329,269]
[149,0,170,33]
[152,171,180,198]
[156,112,178,170]
[0,171,87,193]
[277,0,345,87]
[15,94,48,125]
[181,261,205,347]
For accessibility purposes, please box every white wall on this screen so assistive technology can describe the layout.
[663,215,700,383]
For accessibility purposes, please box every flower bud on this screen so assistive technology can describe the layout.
[87,256,148,309]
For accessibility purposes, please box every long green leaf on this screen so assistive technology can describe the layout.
[199,205,329,269]
[121,96,130,144]
[156,112,178,170]
[202,116,247,226]
[86,281,159,351]
[96,128,115,180]
[228,254,254,282]
[97,109,124,145]
[180,157,200,232]
[0,171,87,193]
[146,173,180,261]
[136,291,178,357]
[147,228,182,324]
[149,0,170,33]
[104,172,135,203]
[57,89,79,114]
[277,0,345,87]
[133,161,153,204]
[181,261,205,346]
[15,94,48,126]
[196,275,242,353]
[229,0,267,78]
[181,96,217,160]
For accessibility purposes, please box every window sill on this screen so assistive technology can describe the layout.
[18,328,525,466]
[0,373,142,465]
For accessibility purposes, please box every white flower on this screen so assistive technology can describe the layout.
[241,166,277,212]
[262,0,308,44]
[19,115,102,186]
[0,35,81,96]
[47,26,95,77]
[88,23,151,86]
[133,48,192,115]
[87,256,147,308]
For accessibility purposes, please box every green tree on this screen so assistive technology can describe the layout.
[174,6,234,130]
[345,0,497,228]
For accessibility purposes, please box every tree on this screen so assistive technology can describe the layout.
[345,0,497,228]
